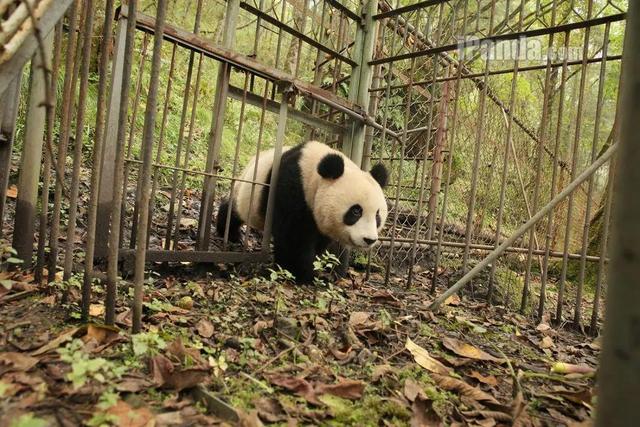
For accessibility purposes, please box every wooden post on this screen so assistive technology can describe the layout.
[96,12,127,258]
[595,1,640,424]
[196,0,240,251]
[13,32,53,268]
[0,76,21,238]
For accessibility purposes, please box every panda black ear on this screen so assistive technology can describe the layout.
[318,154,344,179]
[370,163,388,188]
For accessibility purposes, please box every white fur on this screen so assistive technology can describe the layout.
[231,141,388,248]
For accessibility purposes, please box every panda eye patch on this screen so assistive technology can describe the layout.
[344,204,363,226]
[376,210,381,228]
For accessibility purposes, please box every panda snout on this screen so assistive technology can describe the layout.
[363,237,377,246]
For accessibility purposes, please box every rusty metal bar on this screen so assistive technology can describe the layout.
[407,2,444,286]
[240,2,357,67]
[243,81,270,250]
[197,0,240,251]
[261,85,291,254]
[13,31,53,268]
[0,76,21,239]
[64,0,95,309]
[590,158,614,333]
[132,0,168,333]
[164,0,202,250]
[462,0,497,278]
[432,0,469,294]
[119,249,270,264]
[574,23,610,327]
[82,0,115,300]
[171,54,204,251]
[222,74,250,247]
[430,142,618,311]
[370,55,624,93]
[374,0,449,20]
[379,237,604,262]
[105,0,137,326]
[35,21,62,283]
[125,9,363,116]
[370,12,626,65]
[147,43,177,247]
[557,1,594,324]
[326,0,360,22]
[538,31,572,320]
[95,12,139,257]
[48,0,81,280]
[228,84,344,132]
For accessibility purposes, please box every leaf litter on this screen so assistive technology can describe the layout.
[0,261,602,426]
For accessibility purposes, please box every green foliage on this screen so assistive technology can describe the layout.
[58,340,126,390]
[131,331,167,357]
[9,414,48,427]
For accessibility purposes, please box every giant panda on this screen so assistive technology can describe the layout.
[216,141,388,283]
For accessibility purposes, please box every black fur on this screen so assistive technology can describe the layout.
[317,153,344,179]
[216,199,243,243]
[370,163,388,188]
[271,145,330,283]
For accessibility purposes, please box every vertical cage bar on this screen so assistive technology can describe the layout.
[49,0,82,279]
[82,0,116,292]
[132,0,169,333]
[13,31,53,268]
[0,76,22,239]
[261,86,291,254]
[35,22,63,283]
[105,0,138,326]
[557,1,593,324]
[538,31,571,320]
[197,0,240,251]
[575,23,610,327]
[63,0,95,289]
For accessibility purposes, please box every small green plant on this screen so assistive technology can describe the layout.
[268,266,295,283]
[131,331,167,357]
[58,340,126,390]
[9,413,48,427]
[313,251,341,275]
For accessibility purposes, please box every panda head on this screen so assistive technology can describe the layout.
[314,153,388,249]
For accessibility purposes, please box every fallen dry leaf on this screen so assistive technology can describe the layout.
[540,336,554,349]
[196,318,214,338]
[150,354,210,391]
[349,311,382,333]
[116,375,155,393]
[462,410,512,423]
[6,185,17,198]
[443,294,461,306]
[468,371,498,387]
[412,396,443,427]
[372,364,395,382]
[84,324,121,348]
[441,337,502,363]
[315,378,365,400]
[89,304,105,317]
[265,374,319,405]
[0,352,39,373]
[266,374,365,404]
[431,373,500,406]
[554,387,594,407]
[106,400,155,427]
[31,326,83,356]
[404,379,425,402]
[405,338,451,375]
[253,397,287,423]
